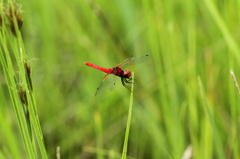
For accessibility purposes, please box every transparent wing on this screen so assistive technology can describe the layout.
[95,81,104,96]
[108,68,118,91]
[116,55,134,67]
[118,55,151,69]
[95,73,110,96]
[107,74,117,91]
[128,54,151,65]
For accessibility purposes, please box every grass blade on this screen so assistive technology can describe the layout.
[203,0,240,65]
[0,1,48,158]
[121,72,134,159]
[198,77,225,159]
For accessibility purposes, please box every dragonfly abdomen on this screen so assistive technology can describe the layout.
[84,62,112,73]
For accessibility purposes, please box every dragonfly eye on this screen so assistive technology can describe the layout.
[123,70,131,78]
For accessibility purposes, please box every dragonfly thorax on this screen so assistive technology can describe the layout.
[112,67,131,78]
[123,70,131,78]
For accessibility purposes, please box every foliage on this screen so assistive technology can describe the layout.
[0,0,239,158]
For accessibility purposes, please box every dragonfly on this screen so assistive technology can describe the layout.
[84,55,151,96]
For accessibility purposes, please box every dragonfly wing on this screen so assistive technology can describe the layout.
[117,55,151,69]
[108,74,117,91]
[95,81,104,96]
[95,73,110,96]
[128,54,151,65]
[116,55,134,68]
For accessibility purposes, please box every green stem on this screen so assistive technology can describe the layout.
[122,72,134,159]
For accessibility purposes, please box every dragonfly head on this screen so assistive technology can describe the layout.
[123,70,131,78]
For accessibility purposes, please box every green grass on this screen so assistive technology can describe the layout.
[198,77,224,159]
[122,72,134,159]
[0,1,47,158]
[0,0,240,158]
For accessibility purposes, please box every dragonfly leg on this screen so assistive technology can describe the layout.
[125,78,132,83]
[121,77,131,90]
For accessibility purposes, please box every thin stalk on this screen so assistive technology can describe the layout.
[198,77,225,159]
[121,72,134,159]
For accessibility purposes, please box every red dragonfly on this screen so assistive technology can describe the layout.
[84,55,150,95]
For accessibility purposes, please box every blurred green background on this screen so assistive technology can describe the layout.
[1,0,240,158]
